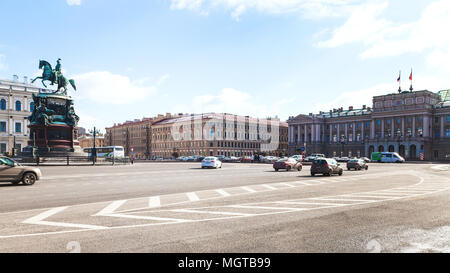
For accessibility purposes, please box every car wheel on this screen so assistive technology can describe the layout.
[347,168,351,171]
[11,180,21,185]
[297,166,302,172]
[338,170,343,176]
[286,166,291,172]
[275,169,279,172]
[365,166,368,170]
[311,173,315,177]
[22,172,37,186]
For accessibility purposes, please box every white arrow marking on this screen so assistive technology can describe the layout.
[23,207,107,230]
[215,189,231,197]
[241,186,256,193]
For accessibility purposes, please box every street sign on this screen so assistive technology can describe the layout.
[301,147,306,152]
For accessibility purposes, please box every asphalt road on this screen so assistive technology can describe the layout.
[0,162,449,253]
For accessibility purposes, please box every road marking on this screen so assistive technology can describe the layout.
[102,213,188,222]
[229,205,303,211]
[262,184,277,190]
[310,197,374,202]
[279,183,295,188]
[23,207,107,230]
[276,201,345,206]
[241,186,257,193]
[215,189,231,197]
[186,192,200,202]
[149,197,161,208]
[172,209,254,216]
[95,200,127,216]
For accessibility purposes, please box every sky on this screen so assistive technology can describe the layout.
[1,0,450,132]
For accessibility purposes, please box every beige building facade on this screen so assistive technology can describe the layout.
[288,90,450,161]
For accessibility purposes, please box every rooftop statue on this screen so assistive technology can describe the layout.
[31,59,77,95]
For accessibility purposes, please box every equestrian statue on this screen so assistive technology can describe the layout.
[31,59,77,94]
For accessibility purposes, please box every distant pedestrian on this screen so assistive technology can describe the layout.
[251,155,254,163]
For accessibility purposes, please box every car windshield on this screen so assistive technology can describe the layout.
[349,159,358,163]
[0,157,16,166]
[314,159,327,165]
[277,159,288,162]
[204,157,215,160]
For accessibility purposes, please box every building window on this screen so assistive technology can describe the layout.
[447,116,450,122]
[0,122,6,132]
[0,143,6,154]
[377,120,381,126]
[15,101,21,111]
[446,129,450,138]
[15,122,21,133]
[0,99,6,110]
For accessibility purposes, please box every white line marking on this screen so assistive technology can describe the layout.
[262,184,277,190]
[311,197,374,202]
[172,209,254,216]
[215,189,231,197]
[241,186,257,193]
[291,181,313,186]
[276,201,345,206]
[149,197,161,208]
[279,183,295,188]
[229,205,303,211]
[347,195,400,199]
[186,192,200,202]
[95,200,127,216]
[105,213,187,222]
[23,207,107,230]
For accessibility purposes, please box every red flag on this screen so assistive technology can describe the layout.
[409,69,413,81]
[397,71,401,83]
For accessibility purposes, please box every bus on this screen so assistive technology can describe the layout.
[83,146,125,159]
[371,152,405,163]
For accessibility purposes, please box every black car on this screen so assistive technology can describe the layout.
[311,158,343,176]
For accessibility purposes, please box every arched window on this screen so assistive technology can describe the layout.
[15,101,22,112]
[0,99,6,110]
[30,102,35,112]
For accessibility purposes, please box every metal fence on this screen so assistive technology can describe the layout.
[13,156,131,166]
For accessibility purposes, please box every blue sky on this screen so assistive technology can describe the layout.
[1,0,450,132]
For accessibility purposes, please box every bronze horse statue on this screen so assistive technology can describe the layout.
[31,60,76,94]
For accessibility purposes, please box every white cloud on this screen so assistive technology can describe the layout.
[66,0,82,6]
[170,0,362,20]
[174,87,294,118]
[71,71,157,105]
[0,54,7,71]
[157,74,170,86]
[318,0,450,72]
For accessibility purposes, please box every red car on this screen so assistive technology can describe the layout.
[273,158,302,172]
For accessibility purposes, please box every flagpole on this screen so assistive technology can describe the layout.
[409,68,413,92]
[398,70,402,93]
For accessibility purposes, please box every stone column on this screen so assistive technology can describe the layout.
[345,123,348,141]
[401,117,405,138]
[329,125,333,143]
[391,118,395,139]
[361,122,365,141]
[337,124,340,142]
[352,122,356,142]
[297,125,301,143]
[311,124,315,143]
[381,119,385,138]
[423,115,430,137]
[304,125,308,143]
[412,116,416,137]
[441,116,445,139]
[371,120,375,139]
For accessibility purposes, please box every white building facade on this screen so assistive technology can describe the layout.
[0,78,42,155]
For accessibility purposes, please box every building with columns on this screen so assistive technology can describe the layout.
[288,90,450,161]
[0,77,42,155]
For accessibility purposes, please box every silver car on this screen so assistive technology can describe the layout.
[0,157,42,186]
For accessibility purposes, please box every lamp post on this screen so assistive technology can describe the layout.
[340,136,347,157]
[89,127,100,165]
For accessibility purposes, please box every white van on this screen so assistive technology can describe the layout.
[380,152,405,163]
[290,155,303,162]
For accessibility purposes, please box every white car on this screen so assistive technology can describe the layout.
[201,157,223,169]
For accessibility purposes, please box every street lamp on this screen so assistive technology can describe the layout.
[340,136,347,157]
[89,127,101,165]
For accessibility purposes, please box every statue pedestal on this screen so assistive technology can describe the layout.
[21,92,83,157]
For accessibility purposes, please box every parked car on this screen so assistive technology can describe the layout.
[201,157,223,169]
[273,158,302,172]
[0,157,42,186]
[263,156,279,164]
[290,155,303,162]
[311,158,343,176]
[361,157,371,163]
[347,159,369,171]
[337,157,350,162]
[240,156,252,163]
